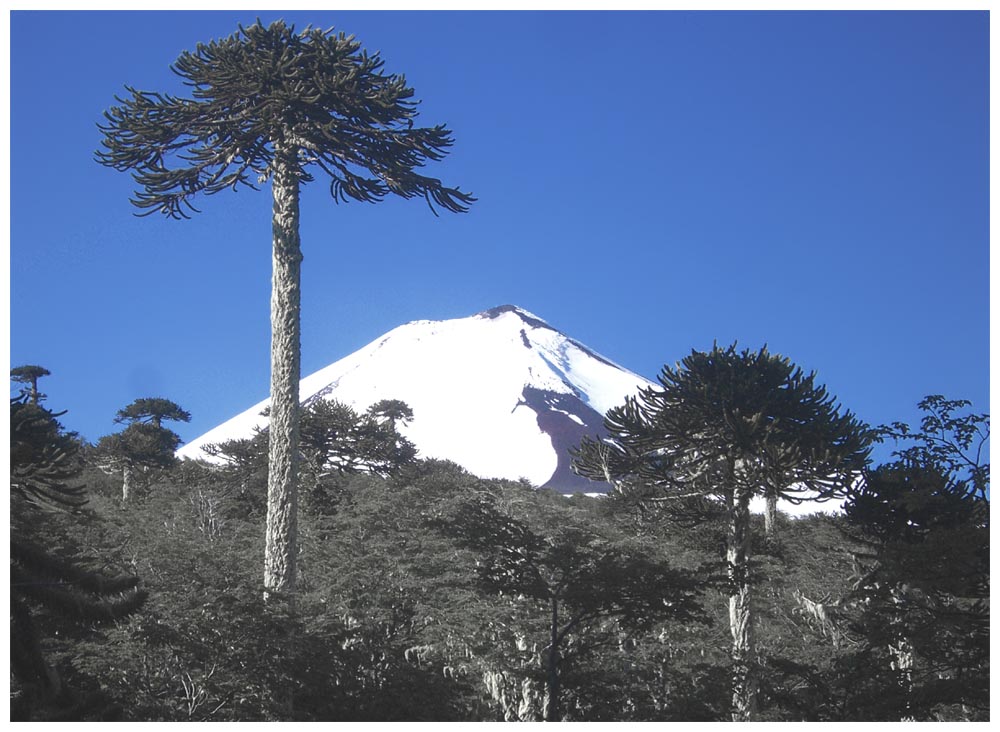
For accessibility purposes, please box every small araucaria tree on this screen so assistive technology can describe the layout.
[113,397,192,430]
[96,20,474,600]
[572,344,870,721]
[11,365,52,405]
[94,397,191,503]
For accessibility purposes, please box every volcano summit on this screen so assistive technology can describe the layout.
[178,305,654,492]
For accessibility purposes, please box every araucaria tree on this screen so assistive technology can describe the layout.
[94,398,190,503]
[96,20,474,599]
[573,344,870,721]
[113,397,191,430]
[11,365,52,405]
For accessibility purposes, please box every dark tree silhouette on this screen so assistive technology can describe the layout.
[11,397,86,510]
[97,20,474,599]
[94,398,190,503]
[573,344,870,720]
[11,364,51,405]
[114,397,191,429]
[876,394,988,500]
[434,495,707,721]
[366,398,415,426]
[10,396,146,720]
[299,399,417,478]
[837,396,989,720]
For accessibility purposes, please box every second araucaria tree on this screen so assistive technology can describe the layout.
[573,344,870,721]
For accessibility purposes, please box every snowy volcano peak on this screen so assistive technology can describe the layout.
[477,303,551,329]
[179,306,655,492]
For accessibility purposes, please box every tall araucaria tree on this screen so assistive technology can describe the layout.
[572,344,870,721]
[96,20,474,599]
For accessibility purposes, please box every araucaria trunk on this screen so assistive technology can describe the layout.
[121,463,133,504]
[544,597,561,722]
[264,144,303,599]
[728,486,758,721]
[764,490,777,541]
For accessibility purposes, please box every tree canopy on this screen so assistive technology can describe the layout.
[10,396,86,511]
[96,19,475,218]
[11,365,52,404]
[574,343,871,508]
[95,398,190,502]
[433,488,709,721]
[114,397,191,429]
[833,396,990,719]
[875,394,988,500]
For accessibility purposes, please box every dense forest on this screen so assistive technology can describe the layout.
[9,360,989,722]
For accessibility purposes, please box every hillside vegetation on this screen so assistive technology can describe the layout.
[10,382,989,721]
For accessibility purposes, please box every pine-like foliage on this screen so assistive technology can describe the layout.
[299,399,417,479]
[431,487,709,721]
[94,398,189,502]
[96,19,475,218]
[835,396,990,720]
[10,396,86,510]
[113,397,191,429]
[11,540,147,623]
[574,344,870,507]
[95,422,183,470]
[10,397,147,720]
[199,399,417,516]
[876,394,989,500]
[572,343,871,721]
[11,365,51,404]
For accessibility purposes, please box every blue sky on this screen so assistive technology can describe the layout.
[9,10,990,464]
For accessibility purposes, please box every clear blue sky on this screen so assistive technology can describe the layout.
[9,10,990,465]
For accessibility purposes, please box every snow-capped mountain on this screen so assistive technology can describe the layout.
[178,305,654,492]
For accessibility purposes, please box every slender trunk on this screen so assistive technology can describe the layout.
[728,486,758,721]
[264,144,303,601]
[121,463,133,504]
[889,636,915,721]
[544,596,561,722]
[29,379,39,405]
[889,590,915,721]
[764,490,778,541]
